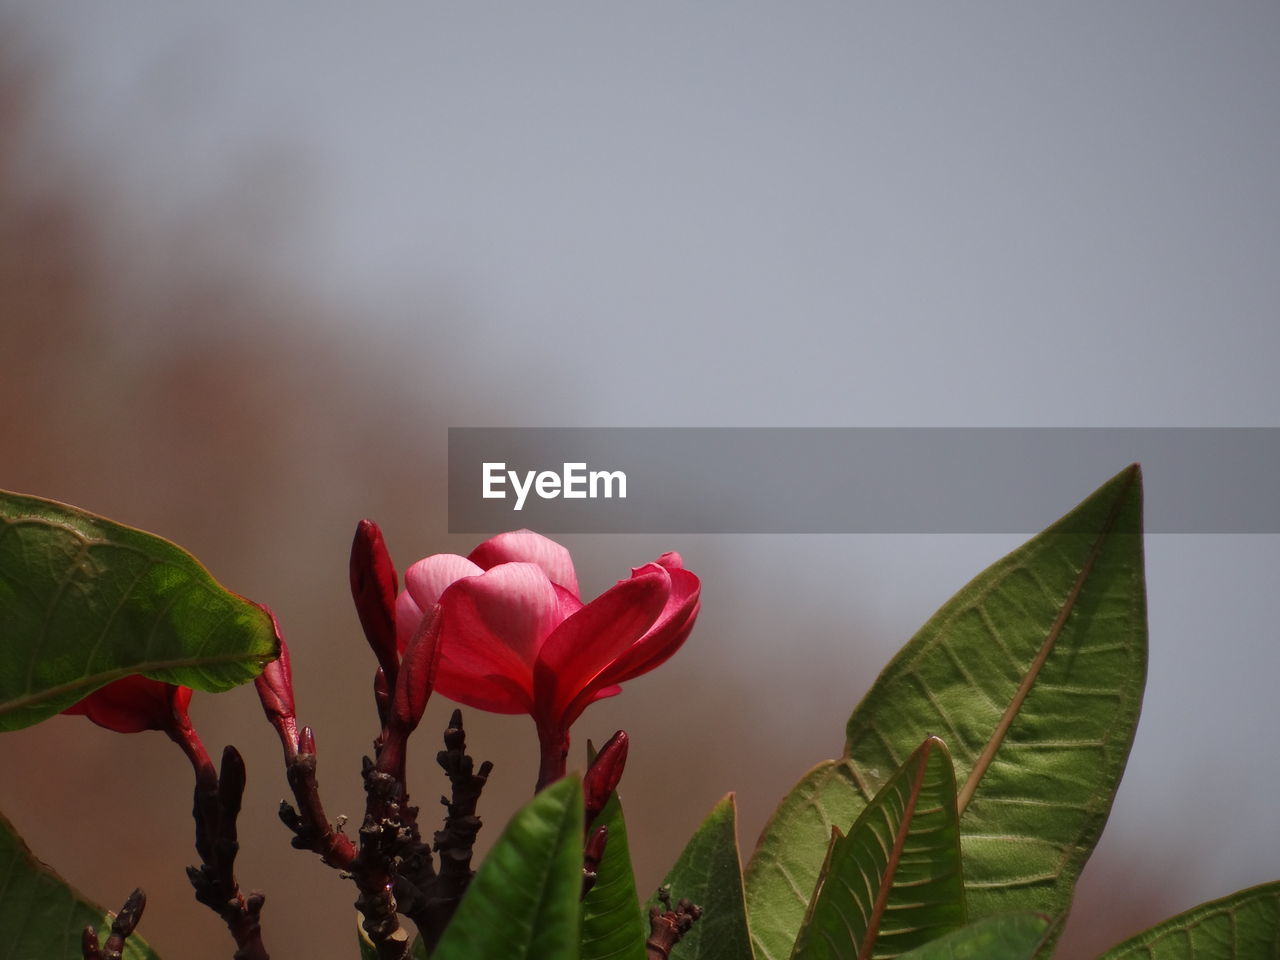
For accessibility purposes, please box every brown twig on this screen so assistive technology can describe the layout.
[278,726,358,869]
[81,888,145,960]
[350,758,414,960]
[187,746,270,960]
[646,886,702,960]
[408,708,492,953]
[256,561,491,958]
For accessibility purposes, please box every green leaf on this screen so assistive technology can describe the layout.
[747,466,1147,959]
[0,809,161,960]
[648,794,754,960]
[357,916,380,960]
[1097,881,1280,959]
[582,792,647,960]
[895,913,1051,960]
[792,737,964,960]
[0,490,279,730]
[433,776,584,960]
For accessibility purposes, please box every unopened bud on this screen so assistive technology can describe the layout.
[582,824,609,897]
[584,730,628,826]
[62,676,193,736]
[116,888,146,935]
[219,745,247,832]
[253,622,299,762]
[351,519,400,682]
[585,823,608,864]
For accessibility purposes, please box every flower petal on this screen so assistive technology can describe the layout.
[395,589,424,653]
[599,565,701,682]
[533,566,670,729]
[553,582,584,621]
[431,562,563,713]
[590,683,623,702]
[404,553,484,608]
[468,530,580,597]
[559,564,701,727]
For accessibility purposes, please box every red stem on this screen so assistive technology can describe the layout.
[536,724,570,793]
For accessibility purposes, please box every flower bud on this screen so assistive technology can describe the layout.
[63,676,193,735]
[254,621,299,761]
[351,519,400,682]
[584,729,629,825]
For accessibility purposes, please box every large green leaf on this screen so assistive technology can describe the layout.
[747,466,1147,959]
[0,809,160,960]
[647,794,754,960]
[1097,882,1280,959]
[895,913,1050,960]
[792,737,964,960]
[433,776,584,960]
[581,792,647,960]
[0,490,279,730]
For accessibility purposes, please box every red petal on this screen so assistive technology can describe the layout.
[404,553,484,608]
[553,582,584,621]
[430,562,564,713]
[533,567,669,728]
[468,530,579,597]
[395,589,424,654]
[400,553,481,652]
[433,671,532,714]
[392,603,442,732]
[597,566,701,683]
[559,565,701,727]
[64,676,191,734]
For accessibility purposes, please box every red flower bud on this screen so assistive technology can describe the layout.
[63,676,192,735]
[351,519,400,683]
[253,608,299,761]
[584,823,609,864]
[582,823,609,896]
[584,730,629,825]
[64,675,214,779]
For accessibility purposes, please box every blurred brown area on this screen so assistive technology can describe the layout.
[0,46,1183,960]
[0,48,479,960]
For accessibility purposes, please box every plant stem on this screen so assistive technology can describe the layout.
[535,725,570,793]
[81,888,145,960]
[186,746,270,960]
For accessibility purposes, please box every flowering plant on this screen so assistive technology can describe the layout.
[396,530,699,789]
[0,469,1276,960]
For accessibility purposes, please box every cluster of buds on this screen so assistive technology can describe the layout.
[251,520,491,960]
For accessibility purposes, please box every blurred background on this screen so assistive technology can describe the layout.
[1,4,1277,957]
